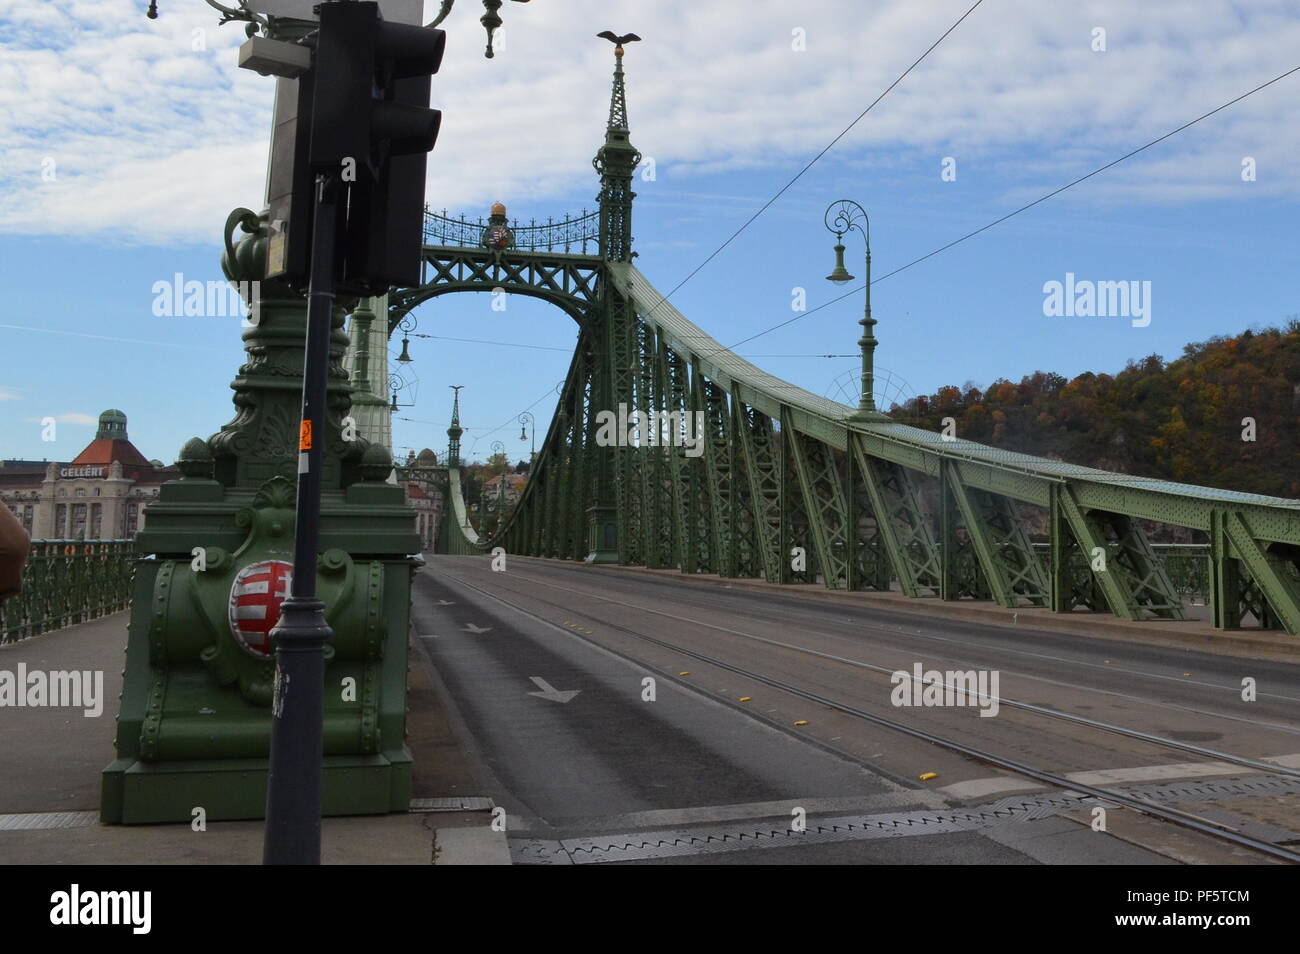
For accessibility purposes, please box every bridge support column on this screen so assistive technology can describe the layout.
[101,210,419,824]
[1048,484,1072,613]
[586,504,619,563]
[938,460,959,601]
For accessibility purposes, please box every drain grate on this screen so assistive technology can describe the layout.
[409,796,495,813]
[511,774,1300,864]
[0,811,99,832]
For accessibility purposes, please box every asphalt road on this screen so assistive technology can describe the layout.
[413,555,1300,865]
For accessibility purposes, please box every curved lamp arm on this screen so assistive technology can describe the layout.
[823,198,870,247]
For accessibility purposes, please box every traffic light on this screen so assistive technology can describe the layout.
[265,72,318,289]
[307,0,444,294]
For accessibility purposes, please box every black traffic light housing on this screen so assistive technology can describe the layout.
[267,1,444,296]
[310,2,444,171]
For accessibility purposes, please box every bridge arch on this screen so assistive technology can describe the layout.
[387,244,605,330]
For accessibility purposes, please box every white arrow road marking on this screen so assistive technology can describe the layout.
[463,623,492,634]
[528,677,581,704]
[436,600,455,606]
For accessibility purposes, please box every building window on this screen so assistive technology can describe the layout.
[75,488,86,498]
[94,487,101,496]
[72,503,88,539]
[127,503,139,535]
[56,503,67,538]
[90,503,102,540]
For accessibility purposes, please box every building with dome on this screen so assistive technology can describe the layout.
[401,447,444,552]
[0,410,178,540]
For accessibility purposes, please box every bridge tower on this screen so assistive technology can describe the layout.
[446,386,464,468]
[342,295,395,458]
[593,39,642,263]
[585,36,644,562]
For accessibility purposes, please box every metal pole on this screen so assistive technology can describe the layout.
[824,199,882,422]
[859,242,878,416]
[263,171,339,866]
[492,439,506,530]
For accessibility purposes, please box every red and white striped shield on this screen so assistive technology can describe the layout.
[228,560,294,659]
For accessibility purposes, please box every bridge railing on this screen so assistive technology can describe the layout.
[423,206,602,256]
[1153,544,1211,603]
[1029,543,1210,604]
[1,540,135,643]
[440,467,491,555]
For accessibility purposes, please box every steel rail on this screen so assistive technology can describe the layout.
[435,564,1300,863]
[499,561,1300,769]
[514,559,1300,720]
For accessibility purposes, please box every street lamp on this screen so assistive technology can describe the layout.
[388,373,413,412]
[824,199,887,422]
[518,411,535,462]
[151,1,536,60]
[490,439,507,530]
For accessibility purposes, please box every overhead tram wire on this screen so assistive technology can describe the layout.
[401,5,984,403]
[396,384,557,454]
[634,0,986,322]
[405,331,854,360]
[715,61,1300,356]
[409,332,571,352]
[466,383,565,455]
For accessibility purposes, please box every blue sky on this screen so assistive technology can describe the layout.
[2,0,1298,466]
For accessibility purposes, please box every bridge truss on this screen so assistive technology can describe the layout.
[461,264,1300,636]
[379,46,1300,637]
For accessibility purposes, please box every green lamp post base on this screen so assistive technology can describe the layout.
[847,408,892,424]
[100,210,421,826]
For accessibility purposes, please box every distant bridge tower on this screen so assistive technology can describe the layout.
[446,385,464,468]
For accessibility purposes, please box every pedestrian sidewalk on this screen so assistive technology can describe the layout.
[0,613,508,864]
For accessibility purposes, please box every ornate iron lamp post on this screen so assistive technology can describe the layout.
[518,411,535,462]
[150,0,534,59]
[490,439,507,529]
[824,199,888,422]
[388,372,414,412]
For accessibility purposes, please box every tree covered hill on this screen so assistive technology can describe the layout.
[889,320,1300,499]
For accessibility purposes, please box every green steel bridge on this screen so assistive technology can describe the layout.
[2,34,1290,831]
[401,47,1300,639]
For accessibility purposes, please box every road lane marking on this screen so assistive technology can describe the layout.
[939,777,1047,799]
[528,676,581,704]
[946,754,1300,798]
[500,562,1300,705]
[1065,762,1246,785]
[441,568,1300,780]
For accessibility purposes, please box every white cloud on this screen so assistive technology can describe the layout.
[1,0,1299,245]
[0,388,19,400]
[28,413,98,426]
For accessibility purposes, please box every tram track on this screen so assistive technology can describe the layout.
[514,558,1300,735]
[427,560,1300,863]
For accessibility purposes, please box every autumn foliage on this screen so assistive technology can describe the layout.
[889,321,1300,499]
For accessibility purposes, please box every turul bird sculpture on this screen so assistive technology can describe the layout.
[598,30,641,55]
